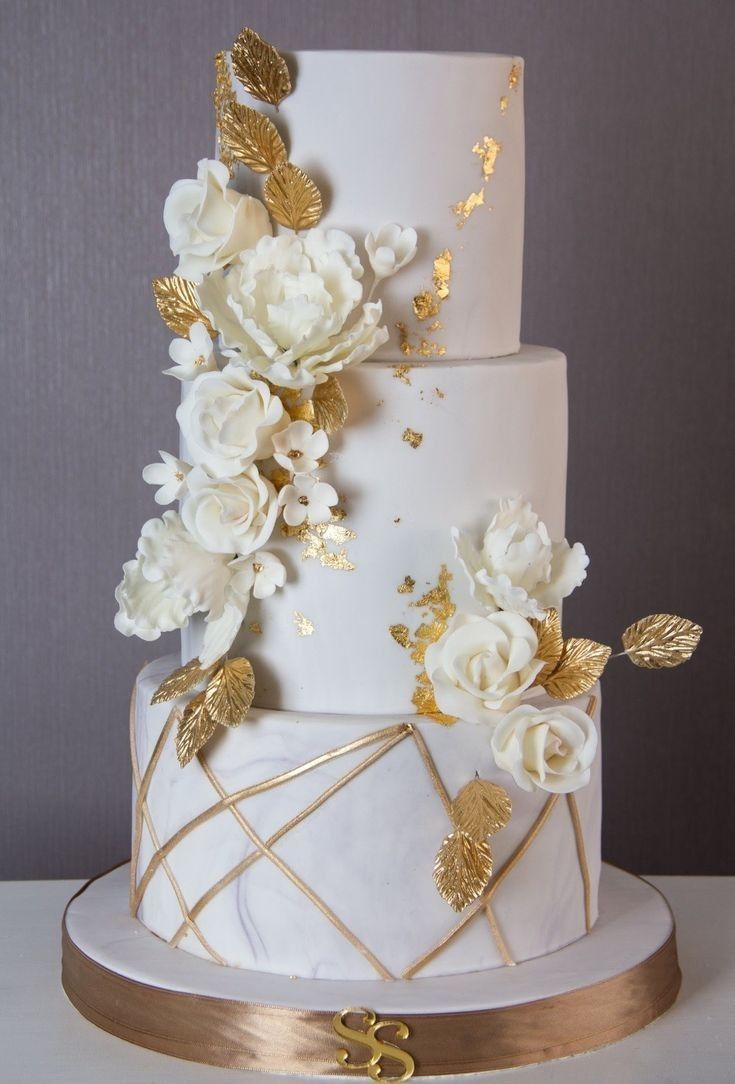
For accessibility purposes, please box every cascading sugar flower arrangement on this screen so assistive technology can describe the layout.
[115,27,417,764]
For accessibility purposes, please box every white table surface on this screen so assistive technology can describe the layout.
[0,877,733,1083]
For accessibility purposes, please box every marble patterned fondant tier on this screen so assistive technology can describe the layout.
[132,658,601,982]
[182,347,569,714]
[227,50,525,361]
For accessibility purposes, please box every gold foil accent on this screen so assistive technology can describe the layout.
[219,102,287,174]
[151,277,215,338]
[433,830,492,912]
[427,320,442,332]
[390,624,411,648]
[392,363,413,385]
[621,614,702,668]
[434,387,445,398]
[176,693,217,768]
[432,249,453,299]
[294,611,315,636]
[205,658,255,728]
[288,376,348,434]
[402,428,423,449]
[412,290,440,320]
[543,637,611,700]
[151,658,209,704]
[248,622,262,634]
[396,322,446,360]
[231,27,292,108]
[282,508,356,571]
[453,778,512,840]
[333,1009,415,1082]
[472,135,502,179]
[264,162,323,230]
[508,61,522,91]
[500,94,509,113]
[213,51,237,174]
[452,188,485,227]
[390,567,457,724]
[397,576,416,594]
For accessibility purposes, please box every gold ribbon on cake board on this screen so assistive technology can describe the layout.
[61,868,681,1078]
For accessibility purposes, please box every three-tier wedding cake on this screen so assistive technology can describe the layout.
[61,28,701,1078]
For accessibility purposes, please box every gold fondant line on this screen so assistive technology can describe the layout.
[198,755,395,980]
[133,724,410,913]
[567,793,593,933]
[168,728,412,947]
[402,795,559,978]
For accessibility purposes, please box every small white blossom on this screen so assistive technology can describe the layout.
[278,474,338,527]
[365,224,418,281]
[272,420,329,475]
[142,451,191,505]
[229,550,286,600]
[163,321,218,382]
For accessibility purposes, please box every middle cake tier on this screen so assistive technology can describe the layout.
[182,345,568,714]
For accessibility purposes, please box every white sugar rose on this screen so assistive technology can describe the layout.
[142,451,191,505]
[425,611,544,726]
[272,420,329,475]
[453,497,589,620]
[278,473,338,526]
[177,360,287,477]
[365,223,418,281]
[197,230,389,389]
[182,466,278,555]
[163,159,271,282]
[491,703,598,794]
[163,321,217,382]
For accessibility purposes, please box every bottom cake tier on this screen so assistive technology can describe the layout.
[131,658,602,981]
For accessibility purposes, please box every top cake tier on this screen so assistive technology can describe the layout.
[227,50,525,362]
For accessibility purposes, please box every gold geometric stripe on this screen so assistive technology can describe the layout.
[169,728,410,947]
[198,754,396,979]
[566,793,592,933]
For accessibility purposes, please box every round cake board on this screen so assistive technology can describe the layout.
[62,863,680,1079]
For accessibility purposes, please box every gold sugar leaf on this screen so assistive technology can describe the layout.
[543,637,611,700]
[264,162,323,230]
[204,657,255,728]
[452,778,512,841]
[290,376,348,433]
[176,695,217,767]
[231,27,292,108]
[151,658,209,704]
[622,614,702,669]
[433,830,492,912]
[152,277,215,338]
[219,102,287,173]
[530,607,564,684]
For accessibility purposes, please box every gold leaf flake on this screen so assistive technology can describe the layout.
[402,427,423,449]
[472,135,502,179]
[432,250,453,299]
[453,779,512,841]
[393,363,413,385]
[500,94,509,114]
[213,51,237,174]
[294,611,315,636]
[411,681,457,725]
[264,162,323,230]
[151,658,209,704]
[434,387,445,398]
[176,695,217,767]
[290,376,347,433]
[231,27,292,108]
[529,607,564,684]
[219,102,287,173]
[433,830,492,912]
[204,658,255,728]
[248,622,262,634]
[390,623,412,649]
[621,614,702,669]
[397,575,416,594]
[412,290,440,321]
[151,277,215,338]
[452,188,485,227]
[281,509,356,571]
[543,637,611,700]
[508,61,522,91]
[412,567,455,623]
[396,322,447,359]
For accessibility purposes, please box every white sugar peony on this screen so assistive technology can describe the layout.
[163,159,271,282]
[491,703,598,794]
[228,550,286,599]
[142,451,191,505]
[182,466,278,555]
[163,321,218,382]
[197,230,389,389]
[424,611,544,726]
[272,420,329,475]
[114,559,192,641]
[453,498,589,620]
[278,474,338,527]
[177,360,286,477]
[365,223,418,281]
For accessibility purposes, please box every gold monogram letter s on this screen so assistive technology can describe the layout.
[332,1007,415,1082]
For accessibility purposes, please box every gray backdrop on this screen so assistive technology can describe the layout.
[1,0,732,879]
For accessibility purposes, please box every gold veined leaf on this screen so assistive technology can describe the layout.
[452,778,512,841]
[151,658,209,704]
[290,377,348,434]
[433,830,492,912]
[543,637,611,700]
[219,102,287,174]
[264,163,323,230]
[151,277,215,338]
[622,614,703,669]
[529,607,563,684]
[231,27,292,108]
[176,695,217,767]
[204,657,255,728]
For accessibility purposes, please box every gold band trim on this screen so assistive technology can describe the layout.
[62,876,681,1076]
